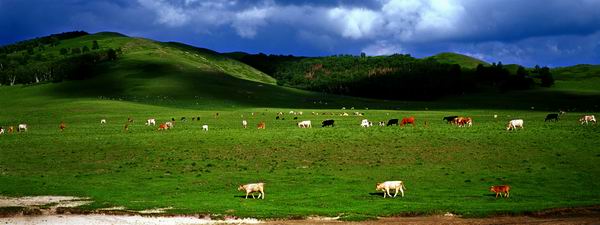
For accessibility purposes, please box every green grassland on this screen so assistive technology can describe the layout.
[0,33,600,219]
[427,52,489,69]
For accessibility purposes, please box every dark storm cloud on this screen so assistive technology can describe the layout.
[1,0,599,66]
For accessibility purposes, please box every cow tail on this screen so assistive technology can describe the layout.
[401,182,406,190]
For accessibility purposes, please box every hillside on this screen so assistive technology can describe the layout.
[426,52,489,69]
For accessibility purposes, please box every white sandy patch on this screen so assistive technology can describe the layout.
[0,196,91,209]
[138,207,174,214]
[0,215,262,225]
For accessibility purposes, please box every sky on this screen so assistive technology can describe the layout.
[1,0,600,67]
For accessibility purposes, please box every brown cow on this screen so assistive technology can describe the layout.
[400,117,415,126]
[490,185,511,198]
[59,122,66,131]
[158,123,168,131]
[257,121,266,129]
[8,126,14,133]
[454,117,472,127]
[124,123,129,132]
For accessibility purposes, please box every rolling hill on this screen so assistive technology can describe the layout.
[426,52,489,69]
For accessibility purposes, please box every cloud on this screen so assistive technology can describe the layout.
[362,41,403,56]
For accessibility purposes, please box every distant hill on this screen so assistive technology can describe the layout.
[426,52,489,69]
[551,64,600,80]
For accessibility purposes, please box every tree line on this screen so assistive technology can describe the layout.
[231,53,554,100]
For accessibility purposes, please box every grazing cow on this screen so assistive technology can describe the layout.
[192,117,195,121]
[158,123,168,131]
[257,121,266,129]
[490,185,511,198]
[17,124,27,132]
[171,118,176,122]
[443,116,458,124]
[298,112,303,115]
[59,122,66,131]
[181,117,187,122]
[277,112,283,116]
[376,181,406,198]
[400,117,415,126]
[0,127,4,135]
[276,116,280,120]
[293,117,298,120]
[146,118,156,126]
[202,125,209,131]
[361,119,372,128]
[544,113,559,122]
[242,120,248,128]
[100,119,107,124]
[196,117,200,121]
[579,115,597,125]
[238,183,265,199]
[386,119,399,126]
[379,121,385,126]
[494,114,498,119]
[124,123,129,132]
[321,119,335,127]
[298,120,311,128]
[289,111,295,115]
[454,117,472,127]
[165,122,174,129]
[341,112,349,116]
[215,113,219,118]
[506,119,524,131]
[8,126,14,133]
[127,117,134,123]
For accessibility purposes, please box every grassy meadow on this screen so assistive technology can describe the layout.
[0,32,599,220]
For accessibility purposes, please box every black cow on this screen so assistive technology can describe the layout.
[276,116,280,120]
[443,116,458,123]
[293,117,298,120]
[171,118,175,122]
[192,117,196,121]
[181,117,187,122]
[322,119,335,127]
[196,116,200,121]
[387,119,399,126]
[545,113,559,122]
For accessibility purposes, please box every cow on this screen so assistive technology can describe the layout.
[298,120,311,128]
[181,117,187,122]
[277,112,283,116]
[490,185,511,198]
[171,117,176,122]
[454,117,472,127]
[322,119,335,127]
[127,117,134,123]
[0,127,4,135]
[8,126,14,133]
[361,119,372,128]
[289,111,295,115]
[17,124,27,132]
[544,113,559,122]
[257,121,266,129]
[579,115,597,125]
[202,125,209,131]
[146,118,156,126]
[276,116,280,120]
[197,116,200,121]
[443,116,458,124]
[298,112,303,115]
[386,119,399,126]
[158,123,168,131]
[293,117,298,120]
[238,183,265,199]
[379,121,385,126]
[506,119,524,131]
[242,120,248,128]
[400,117,415,127]
[100,119,107,124]
[376,181,406,198]
[192,117,196,121]
[124,123,129,132]
[59,122,66,131]
[165,121,174,129]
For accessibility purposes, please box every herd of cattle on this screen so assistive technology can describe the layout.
[0,112,597,135]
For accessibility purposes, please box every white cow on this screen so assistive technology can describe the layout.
[379,121,385,126]
[202,125,209,131]
[165,122,174,129]
[298,112,303,115]
[579,115,597,125]
[238,182,265,199]
[361,119,372,127]
[376,181,406,198]
[506,119,524,131]
[242,120,248,128]
[17,124,27,132]
[100,119,107,124]
[146,118,156,126]
[298,120,311,128]
[0,127,4,135]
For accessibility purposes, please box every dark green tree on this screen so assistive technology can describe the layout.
[539,66,554,87]
[92,40,99,50]
[60,48,68,55]
[71,47,81,54]
[82,46,90,53]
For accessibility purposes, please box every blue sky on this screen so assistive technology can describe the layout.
[1,0,599,67]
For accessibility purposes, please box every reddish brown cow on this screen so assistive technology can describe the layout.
[158,123,168,131]
[490,185,511,198]
[257,121,266,129]
[59,122,66,131]
[400,117,415,126]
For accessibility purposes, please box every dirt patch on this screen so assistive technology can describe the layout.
[0,215,262,225]
[0,195,92,216]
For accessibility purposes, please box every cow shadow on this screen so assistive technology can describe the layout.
[368,192,385,197]
[234,195,263,199]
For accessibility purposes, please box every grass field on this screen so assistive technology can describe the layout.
[1,33,600,220]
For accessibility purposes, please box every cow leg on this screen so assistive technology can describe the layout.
[393,187,399,198]
[245,193,249,199]
[399,187,404,197]
[251,193,256,199]
[260,190,264,199]
[495,192,499,198]
[505,191,510,198]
